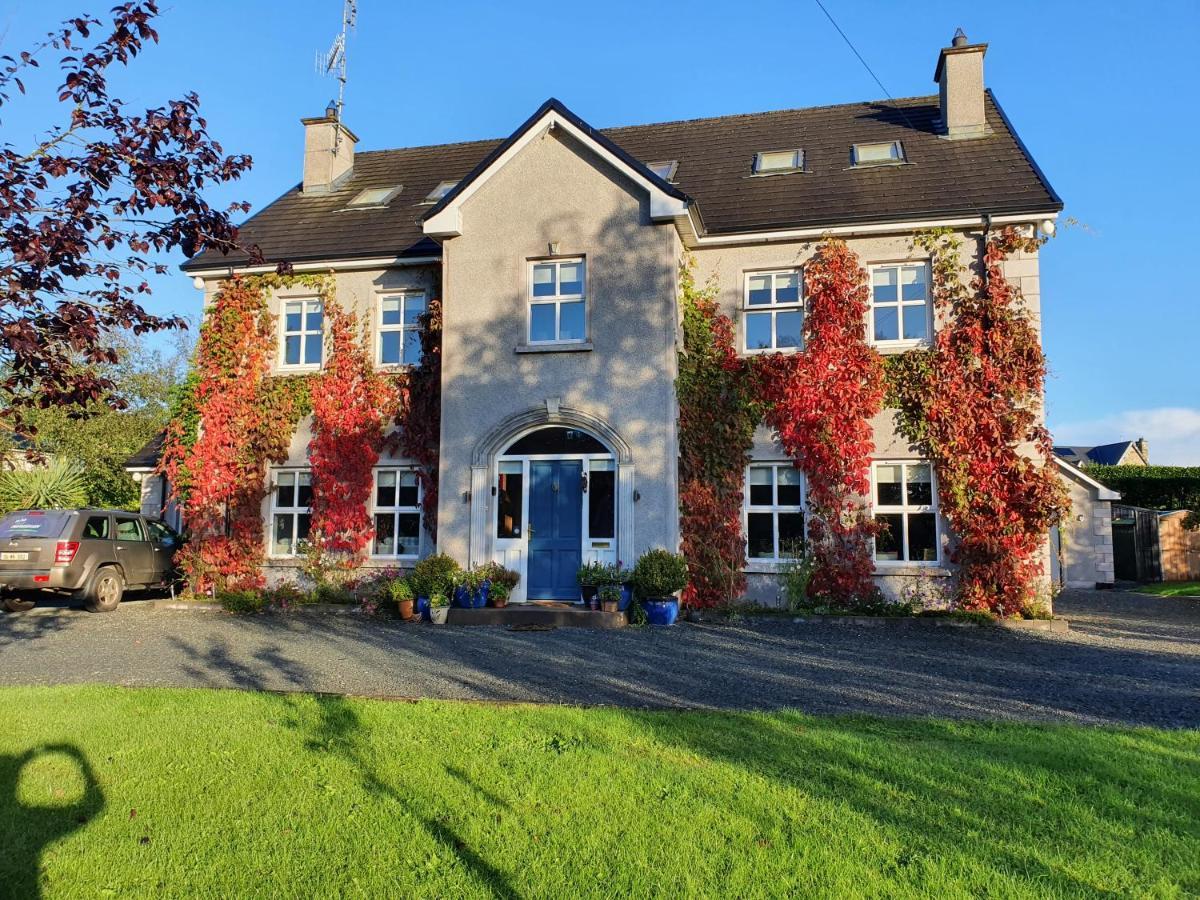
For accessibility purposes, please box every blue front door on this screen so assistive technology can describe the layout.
[526,460,582,600]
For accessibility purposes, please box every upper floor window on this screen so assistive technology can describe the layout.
[378,293,426,367]
[372,468,421,558]
[745,463,806,562]
[869,263,929,346]
[529,258,586,344]
[271,469,312,557]
[281,299,323,367]
[872,461,939,564]
[345,185,402,209]
[647,160,678,182]
[852,141,905,167]
[424,181,458,203]
[744,269,803,353]
[753,149,804,175]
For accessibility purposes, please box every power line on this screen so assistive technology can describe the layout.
[812,0,896,102]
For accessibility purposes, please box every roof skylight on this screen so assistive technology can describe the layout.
[647,160,678,182]
[345,185,402,209]
[852,141,905,167]
[424,180,459,203]
[753,149,803,175]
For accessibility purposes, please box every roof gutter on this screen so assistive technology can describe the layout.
[183,254,442,280]
[687,209,1057,246]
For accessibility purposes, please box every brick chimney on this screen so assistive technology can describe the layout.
[933,28,989,140]
[301,105,357,193]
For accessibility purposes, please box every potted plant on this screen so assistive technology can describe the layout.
[429,591,450,625]
[479,562,520,606]
[409,553,461,620]
[576,560,609,605]
[490,582,511,608]
[630,549,688,626]
[597,583,621,614]
[614,561,633,611]
[389,577,415,621]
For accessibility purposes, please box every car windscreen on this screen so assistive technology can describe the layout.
[0,510,73,540]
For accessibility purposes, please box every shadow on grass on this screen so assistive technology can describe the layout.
[624,709,1200,894]
[0,744,104,900]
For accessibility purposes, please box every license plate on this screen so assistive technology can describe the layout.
[1,551,29,561]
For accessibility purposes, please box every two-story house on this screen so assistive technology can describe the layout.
[155,32,1061,603]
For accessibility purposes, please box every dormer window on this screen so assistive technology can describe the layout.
[424,180,458,203]
[647,160,678,182]
[852,141,905,167]
[345,185,402,209]
[753,149,803,175]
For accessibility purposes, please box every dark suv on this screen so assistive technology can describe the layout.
[0,509,181,613]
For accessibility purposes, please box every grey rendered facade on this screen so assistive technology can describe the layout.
[170,32,1064,604]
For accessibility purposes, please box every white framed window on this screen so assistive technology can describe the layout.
[424,180,458,203]
[744,269,803,353]
[753,149,804,174]
[869,263,930,347]
[529,258,586,344]
[872,461,939,564]
[281,299,323,368]
[378,293,427,367]
[745,463,806,562]
[647,160,678,182]
[345,185,402,209]
[371,468,422,558]
[270,470,312,557]
[852,141,905,167]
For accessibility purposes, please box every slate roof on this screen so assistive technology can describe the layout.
[124,431,166,469]
[184,90,1061,271]
[1053,442,1141,467]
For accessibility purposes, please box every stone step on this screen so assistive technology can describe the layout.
[446,605,626,629]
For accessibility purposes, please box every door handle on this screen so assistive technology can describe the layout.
[527,524,535,537]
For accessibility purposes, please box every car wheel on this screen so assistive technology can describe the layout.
[84,568,124,613]
[2,593,35,613]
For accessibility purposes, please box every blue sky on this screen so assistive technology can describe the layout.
[3,0,1198,462]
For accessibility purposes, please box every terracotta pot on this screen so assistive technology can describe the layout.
[601,599,619,613]
[492,596,508,608]
[397,598,414,621]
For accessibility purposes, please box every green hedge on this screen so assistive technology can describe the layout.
[1084,465,1200,518]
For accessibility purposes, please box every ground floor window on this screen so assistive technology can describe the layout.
[271,469,312,557]
[372,468,422,558]
[872,460,939,563]
[745,463,805,561]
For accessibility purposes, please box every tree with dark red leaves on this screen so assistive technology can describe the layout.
[0,2,253,442]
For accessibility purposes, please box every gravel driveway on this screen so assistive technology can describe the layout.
[1,589,1196,727]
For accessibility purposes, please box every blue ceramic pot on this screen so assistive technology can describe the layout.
[416,596,431,622]
[642,598,679,626]
[453,585,472,608]
[618,584,633,612]
[472,583,489,609]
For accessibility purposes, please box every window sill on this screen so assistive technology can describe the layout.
[873,564,951,577]
[515,341,593,354]
[871,341,930,356]
[277,364,322,373]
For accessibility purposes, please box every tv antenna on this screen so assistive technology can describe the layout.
[314,0,357,152]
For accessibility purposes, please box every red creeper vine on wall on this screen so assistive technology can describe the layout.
[887,227,1068,615]
[305,299,400,581]
[754,237,886,606]
[387,299,443,537]
[676,258,759,608]
[159,275,323,592]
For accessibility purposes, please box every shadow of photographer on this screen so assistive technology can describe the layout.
[0,744,104,900]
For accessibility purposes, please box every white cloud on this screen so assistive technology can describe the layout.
[1051,407,1200,466]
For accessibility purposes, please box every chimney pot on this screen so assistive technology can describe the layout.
[300,112,357,193]
[934,32,989,140]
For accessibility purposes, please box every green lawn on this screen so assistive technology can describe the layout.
[1135,581,1200,598]
[1,687,1196,898]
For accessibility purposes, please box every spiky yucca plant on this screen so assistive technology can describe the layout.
[0,458,89,513]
